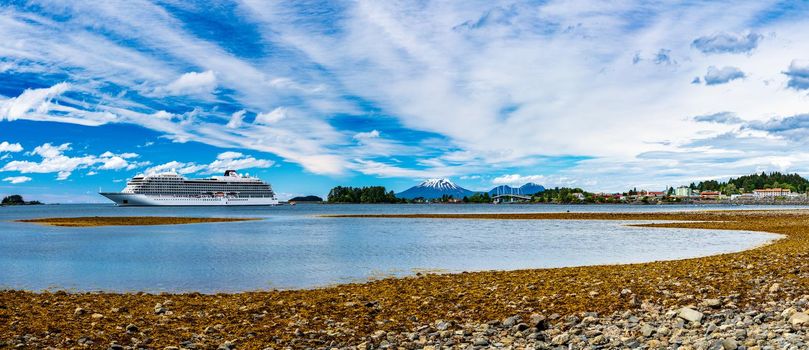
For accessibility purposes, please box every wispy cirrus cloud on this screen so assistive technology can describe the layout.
[3,1,809,194]
[144,152,274,176]
[149,70,217,97]
[2,176,31,184]
[745,114,809,141]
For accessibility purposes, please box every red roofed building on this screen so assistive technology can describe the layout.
[700,191,721,199]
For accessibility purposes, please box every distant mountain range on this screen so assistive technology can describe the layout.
[396,179,545,199]
[488,183,545,196]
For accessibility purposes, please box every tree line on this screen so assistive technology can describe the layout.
[326,186,403,203]
[688,172,809,194]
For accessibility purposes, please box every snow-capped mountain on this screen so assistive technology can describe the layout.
[397,178,475,199]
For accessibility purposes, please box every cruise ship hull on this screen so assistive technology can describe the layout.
[100,193,279,206]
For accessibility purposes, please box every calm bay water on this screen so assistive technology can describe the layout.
[0,203,787,292]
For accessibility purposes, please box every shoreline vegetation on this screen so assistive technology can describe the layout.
[5,211,809,348]
[1,194,42,206]
[325,172,809,205]
[15,216,259,227]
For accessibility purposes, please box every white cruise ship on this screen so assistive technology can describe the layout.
[100,170,279,206]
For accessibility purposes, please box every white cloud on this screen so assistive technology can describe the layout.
[119,152,139,159]
[226,109,246,128]
[206,156,274,174]
[2,176,32,184]
[492,174,579,187]
[254,107,287,124]
[217,151,244,160]
[144,153,274,176]
[704,66,745,85]
[125,160,151,170]
[0,61,15,73]
[0,82,116,126]
[692,32,763,54]
[351,158,466,178]
[0,141,23,153]
[144,161,203,175]
[152,110,175,119]
[785,60,809,90]
[693,111,743,124]
[0,83,70,121]
[353,130,380,140]
[151,70,217,96]
[98,156,128,170]
[1,142,143,179]
[29,142,71,158]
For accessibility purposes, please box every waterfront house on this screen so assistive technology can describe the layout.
[730,193,754,201]
[700,191,721,200]
[643,191,666,198]
[753,188,791,197]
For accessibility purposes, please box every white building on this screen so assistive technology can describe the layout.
[752,188,791,197]
[674,186,695,197]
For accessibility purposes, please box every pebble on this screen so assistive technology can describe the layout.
[125,324,139,333]
[704,298,722,308]
[678,307,704,323]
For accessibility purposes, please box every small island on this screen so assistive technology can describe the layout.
[288,195,324,203]
[17,216,260,227]
[1,194,43,206]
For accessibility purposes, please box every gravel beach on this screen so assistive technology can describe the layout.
[2,210,809,349]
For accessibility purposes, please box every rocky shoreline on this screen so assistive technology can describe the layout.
[345,293,809,350]
[4,211,809,349]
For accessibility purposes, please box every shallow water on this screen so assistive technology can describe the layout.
[0,203,787,292]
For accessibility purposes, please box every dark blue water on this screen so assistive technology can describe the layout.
[0,204,784,292]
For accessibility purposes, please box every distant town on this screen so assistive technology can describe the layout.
[317,172,809,205]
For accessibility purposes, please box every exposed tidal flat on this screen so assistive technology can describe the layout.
[2,206,809,349]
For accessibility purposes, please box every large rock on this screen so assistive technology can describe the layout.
[502,315,520,328]
[721,338,738,349]
[677,307,704,323]
[640,324,654,337]
[789,312,809,326]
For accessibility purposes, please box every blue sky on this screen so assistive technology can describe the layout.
[2,1,809,202]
